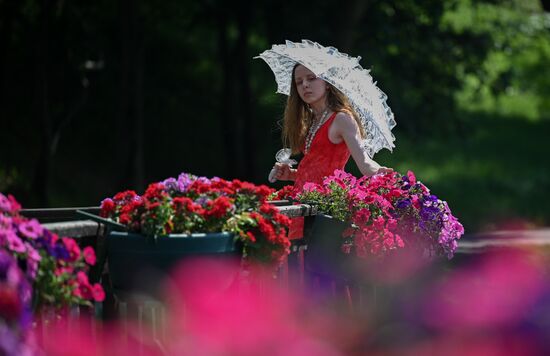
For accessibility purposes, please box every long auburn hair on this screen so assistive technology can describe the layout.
[282,64,366,154]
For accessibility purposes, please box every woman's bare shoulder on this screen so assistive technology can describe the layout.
[333,110,357,129]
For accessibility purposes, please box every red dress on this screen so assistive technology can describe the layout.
[289,112,351,239]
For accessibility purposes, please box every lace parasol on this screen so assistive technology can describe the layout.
[255,39,396,157]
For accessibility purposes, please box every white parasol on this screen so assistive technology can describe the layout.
[255,39,396,158]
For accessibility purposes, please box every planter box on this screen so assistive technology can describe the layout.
[107,231,242,294]
[304,214,359,281]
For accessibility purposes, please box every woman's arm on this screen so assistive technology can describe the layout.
[331,112,391,177]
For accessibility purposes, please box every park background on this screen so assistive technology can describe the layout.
[1,0,549,233]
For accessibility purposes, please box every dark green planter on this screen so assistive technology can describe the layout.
[107,231,242,293]
[304,214,361,281]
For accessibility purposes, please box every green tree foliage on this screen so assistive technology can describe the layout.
[1,0,549,230]
[443,0,550,120]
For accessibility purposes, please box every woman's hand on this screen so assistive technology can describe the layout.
[376,166,393,175]
[271,163,296,182]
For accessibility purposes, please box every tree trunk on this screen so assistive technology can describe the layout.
[31,0,54,206]
[217,7,240,178]
[0,0,18,97]
[133,44,145,191]
[236,3,256,180]
[115,0,132,190]
[335,0,369,51]
[116,0,145,192]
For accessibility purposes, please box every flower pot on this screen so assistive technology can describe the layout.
[107,231,242,295]
[304,214,359,281]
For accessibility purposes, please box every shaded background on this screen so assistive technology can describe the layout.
[1,0,549,232]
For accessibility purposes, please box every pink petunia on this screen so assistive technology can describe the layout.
[92,284,105,302]
[24,243,42,263]
[406,170,416,185]
[82,246,96,266]
[62,237,81,262]
[0,214,12,229]
[302,182,321,192]
[0,194,12,213]
[4,230,26,253]
[76,271,89,285]
[18,219,44,239]
[27,258,39,280]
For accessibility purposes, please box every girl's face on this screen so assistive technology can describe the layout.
[293,65,328,106]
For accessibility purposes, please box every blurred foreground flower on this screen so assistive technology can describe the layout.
[0,192,104,309]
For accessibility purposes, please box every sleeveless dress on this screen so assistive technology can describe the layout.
[289,112,351,239]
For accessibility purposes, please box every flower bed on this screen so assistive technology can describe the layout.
[288,170,464,259]
[100,173,291,266]
[0,250,33,355]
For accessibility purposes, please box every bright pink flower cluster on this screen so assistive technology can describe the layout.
[296,170,464,259]
[100,173,291,266]
[0,192,104,309]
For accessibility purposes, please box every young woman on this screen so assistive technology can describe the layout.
[271,64,392,239]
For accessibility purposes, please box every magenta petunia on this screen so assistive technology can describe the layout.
[82,246,96,266]
[297,169,464,259]
[24,243,42,263]
[92,284,105,302]
[0,193,11,213]
[302,182,320,192]
[76,271,89,285]
[62,237,81,262]
[26,258,39,280]
[17,219,43,239]
[0,214,12,229]
[406,170,416,185]
[4,231,26,253]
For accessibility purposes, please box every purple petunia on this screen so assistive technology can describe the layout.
[437,203,465,258]
[396,199,412,209]
[420,206,440,222]
[0,249,33,355]
[53,243,70,260]
[162,177,179,192]
[195,196,209,206]
[163,173,196,193]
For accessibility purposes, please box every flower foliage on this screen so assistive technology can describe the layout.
[0,193,104,310]
[295,170,464,259]
[100,173,291,265]
[0,250,33,356]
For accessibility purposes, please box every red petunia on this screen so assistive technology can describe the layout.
[100,198,116,217]
[246,231,256,243]
[113,190,138,203]
[255,185,275,201]
[205,196,233,219]
[260,203,278,215]
[143,183,167,200]
[119,213,132,225]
